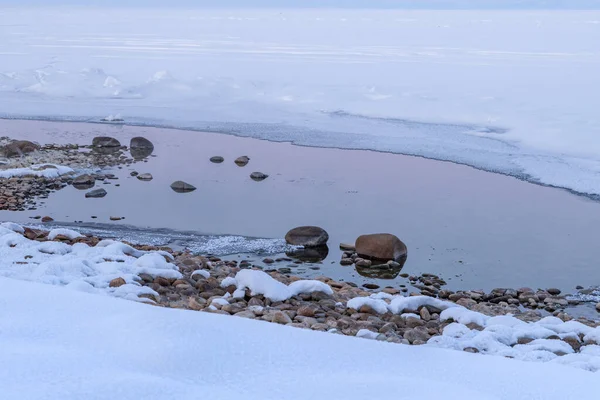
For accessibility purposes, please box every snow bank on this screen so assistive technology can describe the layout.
[0,223,180,301]
[0,164,73,179]
[1,277,599,400]
[231,269,332,301]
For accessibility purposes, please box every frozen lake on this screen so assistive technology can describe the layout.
[1,7,600,197]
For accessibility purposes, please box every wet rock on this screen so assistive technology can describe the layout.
[170,181,196,193]
[72,174,95,189]
[285,226,329,247]
[130,137,154,159]
[596,303,600,312]
[355,258,372,268]
[41,216,53,223]
[250,171,269,181]
[92,136,121,148]
[110,216,123,221]
[109,277,126,288]
[85,188,107,198]
[339,243,356,251]
[2,140,40,157]
[210,156,224,163]
[340,258,354,266]
[362,283,379,290]
[355,233,408,264]
[234,156,250,166]
[137,173,153,181]
[547,288,562,296]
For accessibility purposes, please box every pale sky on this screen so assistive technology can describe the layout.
[1,0,599,9]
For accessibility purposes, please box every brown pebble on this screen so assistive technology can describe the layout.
[109,277,126,288]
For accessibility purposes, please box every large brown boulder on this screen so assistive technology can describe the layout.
[2,140,40,158]
[355,233,407,263]
[285,226,329,247]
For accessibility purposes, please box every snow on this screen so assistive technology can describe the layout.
[0,223,180,300]
[230,269,333,301]
[191,269,210,279]
[347,297,389,314]
[1,277,600,400]
[0,164,73,179]
[1,8,600,197]
[389,295,457,314]
[356,329,381,340]
[47,228,83,240]
[0,222,24,233]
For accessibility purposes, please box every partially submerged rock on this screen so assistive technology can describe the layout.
[85,188,107,198]
[250,172,268,181]
[137,173,153,181]
[130,137,154,159]
[210,156,224,163]
[285,226,329,247]
[72,174,95,189]
[92,136,121,148]
[170,181,196,193]
[355,233,407,264]
[234,156,250,166]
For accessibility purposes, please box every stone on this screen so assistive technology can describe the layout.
[188,297,206,311]
[250,172,269,181]
[109,277,126,288]
[355,258,372,267]
[130,137,154,159]
[234,310,256,319]
[362,283,379,290]
[355,233,408,264]
[170,181,196,193]
[110,216,123,221]
[596,303,600,312]
[41,216,53,223]
[297,305,317,317]
[3,140,40,157]
[547,288,561,296]
[339,243,356,251]
[340,258,354,266]
[137,173,153,181]
[210,156,224,163]
[285,226,329,247]
[85,188,107,198]
[404,327,431,344]
[419,307,431,321]
[271,311,293,325]
[72,174,95,189]
[92,136,121,147]
[234,156,250,166]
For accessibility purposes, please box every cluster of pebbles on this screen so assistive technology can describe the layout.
[0,137,152,211]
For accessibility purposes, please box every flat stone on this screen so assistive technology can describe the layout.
[85,188,107,198]
[210,156,224,163]
[137,173,153,181]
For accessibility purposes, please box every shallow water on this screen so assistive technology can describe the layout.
[2,119,600,292]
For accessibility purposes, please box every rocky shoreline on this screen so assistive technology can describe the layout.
[2,134,600,361]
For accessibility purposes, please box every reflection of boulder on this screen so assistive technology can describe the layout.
[130,137,154,159]
[286,245,329,262]
[355,233,407,263]
[285,226,329,247]
[355,264,402,280]
[92,146,121,156]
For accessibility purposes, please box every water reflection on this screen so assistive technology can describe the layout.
[286,245,329,262]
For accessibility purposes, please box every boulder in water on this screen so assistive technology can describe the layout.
[355,233,407,264]
[92,136,121,148]
[170,181,196,193]
[285,226,329,247]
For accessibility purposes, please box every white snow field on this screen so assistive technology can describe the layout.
[1,8,600,196]
[1,277,600,400]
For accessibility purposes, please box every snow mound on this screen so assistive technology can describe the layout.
[0,226,180,300]
[347,297,389,314]
[47,228,83,240]
[232,269,333,301]
[1,277,599,400]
